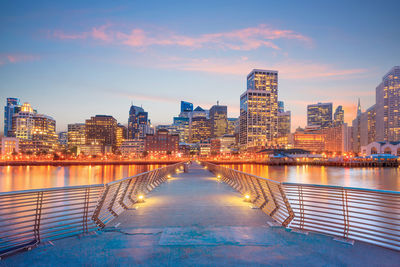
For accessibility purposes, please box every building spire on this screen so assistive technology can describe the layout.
[357,98,362,117]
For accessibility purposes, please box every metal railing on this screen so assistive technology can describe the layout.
[91,162,185,228]
[0,162,185,257]
[202,162,400,251]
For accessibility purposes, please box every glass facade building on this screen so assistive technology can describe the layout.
[307,102,333,129]
[209,104,227,138]
[4,98,21,137]
[239,69,278,151]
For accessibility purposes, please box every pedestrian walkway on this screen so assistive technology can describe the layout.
[2,163,399,266]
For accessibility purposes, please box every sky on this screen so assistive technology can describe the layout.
[1,0,399,133]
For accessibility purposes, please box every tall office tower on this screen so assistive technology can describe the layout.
[359,105,376,147]
[190,117,211,143]
[209,103,227,138]
[128,104,150,139]
[357,98,362,117]
[376,66,400,141]
[179,101,194,118]
[173,116,190,143]
[277,111,291,137]
[333,105,345,127]
[307,102,333,129]
[116,124,127,148]
[67,123,86,148]
[278,101,284,113]
[239,69,278,151]
[12,102,57,153]
[85,115,117,152]
[4,98,21,137]
[227,118,238,135]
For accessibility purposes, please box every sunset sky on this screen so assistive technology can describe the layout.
[1,0,399,132]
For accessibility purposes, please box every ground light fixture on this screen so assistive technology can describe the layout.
[244,194,251,202]
[137,195,145,203]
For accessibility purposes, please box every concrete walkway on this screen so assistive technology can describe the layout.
[2,163,400,266]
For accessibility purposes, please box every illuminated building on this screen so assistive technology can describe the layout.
[307,102,332,129]
[199,141,211,157]
[361,141,400,156]
[352,102,376,153]
[173,117,190,143]
[116,124,127,148]
[11,103,57,153]
[333,105,344,127]
[145,129,179,155]
[320,124,351,153]
[239,69,278,151]
[293,127,325,152]
[210,135,236,155]
[190,117,211,143]
[209,103,227,138]
[4,98,21,137]
[57,131,68,150]
[67,123,86,148]
[227,118,238,135]
[1,137,19,155]
[376,66,400,142]
[278,101,284,113]
[85,115,117,153]
[121,139,145,156]
[128,104,150,139]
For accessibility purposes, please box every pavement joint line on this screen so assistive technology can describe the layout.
[114,223,121,228]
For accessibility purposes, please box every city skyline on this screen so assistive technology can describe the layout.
[1,1,400,132]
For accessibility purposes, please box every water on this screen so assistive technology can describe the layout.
[0,164,166,192]
[222,164,400,191]
[1,164,399,192]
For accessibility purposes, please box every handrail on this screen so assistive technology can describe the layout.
[201,161,400,251]
[0,162,186,257]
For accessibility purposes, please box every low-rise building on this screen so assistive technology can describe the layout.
[121,139,145,157]
[1,137,19,155]
[361,141,400,156]
[145,129,179,155]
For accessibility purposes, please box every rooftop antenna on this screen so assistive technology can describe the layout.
[217,100,219,106]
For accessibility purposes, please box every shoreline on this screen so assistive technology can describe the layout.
[0,160,183,167]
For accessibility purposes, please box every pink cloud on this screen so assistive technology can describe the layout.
[52,24,311,51]
[0,54,39,65]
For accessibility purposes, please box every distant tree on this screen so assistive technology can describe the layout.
[142,151,149,158]
[53,153,60,160]
[25,151,33,156]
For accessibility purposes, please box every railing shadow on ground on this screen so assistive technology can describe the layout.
[0,162,186,258]
[201,161,400,251]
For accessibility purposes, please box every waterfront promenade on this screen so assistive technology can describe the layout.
[2,163,399,266]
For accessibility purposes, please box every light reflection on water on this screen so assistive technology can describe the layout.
[222,164,400,191]
[0,164,165,192]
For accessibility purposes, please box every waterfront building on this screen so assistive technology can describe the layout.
[239,69,278,151]
[11,103,57,153]
[78,144,103,156]
[320,123,351,153]
[145,129,179,155]
[58,132,68,150]
[333,105,344,127]
[292,127,325,152]
[67,123,86,149]
[85,115,117,153]
[4,98,21,137]
[209,103,228,138]
[307,102,333,129]
[128,104,150,139]
[199,141,211,157]
[210,135,236,155]
[190,116,211,143]
[361,141,400,156]
[1,137,19,155]
[116,124,127,148]
[120,139,145,157]
[376,66,400,142]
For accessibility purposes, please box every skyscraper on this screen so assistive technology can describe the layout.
[307,102,333,129]
[128,104,150,139]
[239,69,278,151]
[333,105,344,127]
[209,103,227,138]
[376,66,400,141]
[67,123,86,148]
[190,116,211,143]
[85,115,117,152]
[278,101,285,113]
[180,101,193,112]
[4,98,21,137]
[12,102,57,153]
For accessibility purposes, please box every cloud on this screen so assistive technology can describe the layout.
[152,56,369,80]
[52,24,311,51]
[0,54,39,65]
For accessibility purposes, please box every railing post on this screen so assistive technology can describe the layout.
[108,183,123,216]
[298,185,304,229]
[342,188,350,239]
[33,191,44,244]
[92,185,109,228]
[82,187,90,233]
[278,184,295,227]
